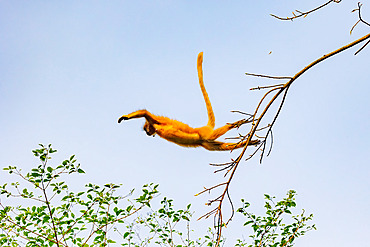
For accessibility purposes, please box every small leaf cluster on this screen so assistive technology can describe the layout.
[0,144,159,247]
[236,190,316,247]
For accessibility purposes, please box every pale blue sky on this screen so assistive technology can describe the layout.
[1,1,369,246]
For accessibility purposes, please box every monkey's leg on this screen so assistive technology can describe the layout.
[209,120,247,140]
[202,139,260,151]
[118,110,157,123]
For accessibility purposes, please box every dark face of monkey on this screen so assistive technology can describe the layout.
[143,121,156,136]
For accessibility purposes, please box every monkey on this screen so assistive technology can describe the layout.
[118,52,259,151]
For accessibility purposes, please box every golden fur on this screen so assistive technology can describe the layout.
[118,52,259,151]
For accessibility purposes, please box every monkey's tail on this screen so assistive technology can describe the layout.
[197,52,215,129]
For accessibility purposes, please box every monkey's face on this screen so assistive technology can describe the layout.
[143,121,156,136]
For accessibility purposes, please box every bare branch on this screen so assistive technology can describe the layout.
[358,2,370,27]
[350,20,361,35]
[194,183,228,197]
[245,72,292,80]
[250,84,285,91]
[198,32,370,247]
[355,39,370,55]
[198,208,218,221]
[230,110,254,117]
[271,0,341,21]
[352,3,370,55]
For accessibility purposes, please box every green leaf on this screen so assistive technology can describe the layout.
[77,168,85,174]
[30,172,40,177]
[42,215,50,224]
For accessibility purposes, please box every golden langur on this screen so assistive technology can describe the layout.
[118,52,259,151]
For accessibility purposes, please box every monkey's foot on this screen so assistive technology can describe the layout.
[228,119,248,128]
[118,115,129,123]
[249,139,261,146]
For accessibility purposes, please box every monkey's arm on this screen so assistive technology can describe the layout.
[118,110,159,124]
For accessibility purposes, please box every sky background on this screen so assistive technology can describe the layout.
[1,1,369,246]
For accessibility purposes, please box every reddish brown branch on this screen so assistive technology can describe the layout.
[201,32,370,247]
[271,0,341,21]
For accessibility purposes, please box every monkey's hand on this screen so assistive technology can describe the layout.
[118,115,129,123]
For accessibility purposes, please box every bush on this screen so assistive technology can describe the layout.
[0,144,315,246]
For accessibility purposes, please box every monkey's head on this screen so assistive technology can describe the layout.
[143,121,156,136]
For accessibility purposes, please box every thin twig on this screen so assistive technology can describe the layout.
[256,124,271,132]
[245,72,292,80]
[12,168,42,190]
[260,87,290,163]
[245,142,265,161]
[198,208,218,221]
[358,3,370,27]
[271,0,341,21]
[355,39,370,55]
[231,110,254,117]
[210,161,235,167]
[195,183,228,197]
[250,84,285,91]
[350,20,361,35]
[214,163,235,174]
